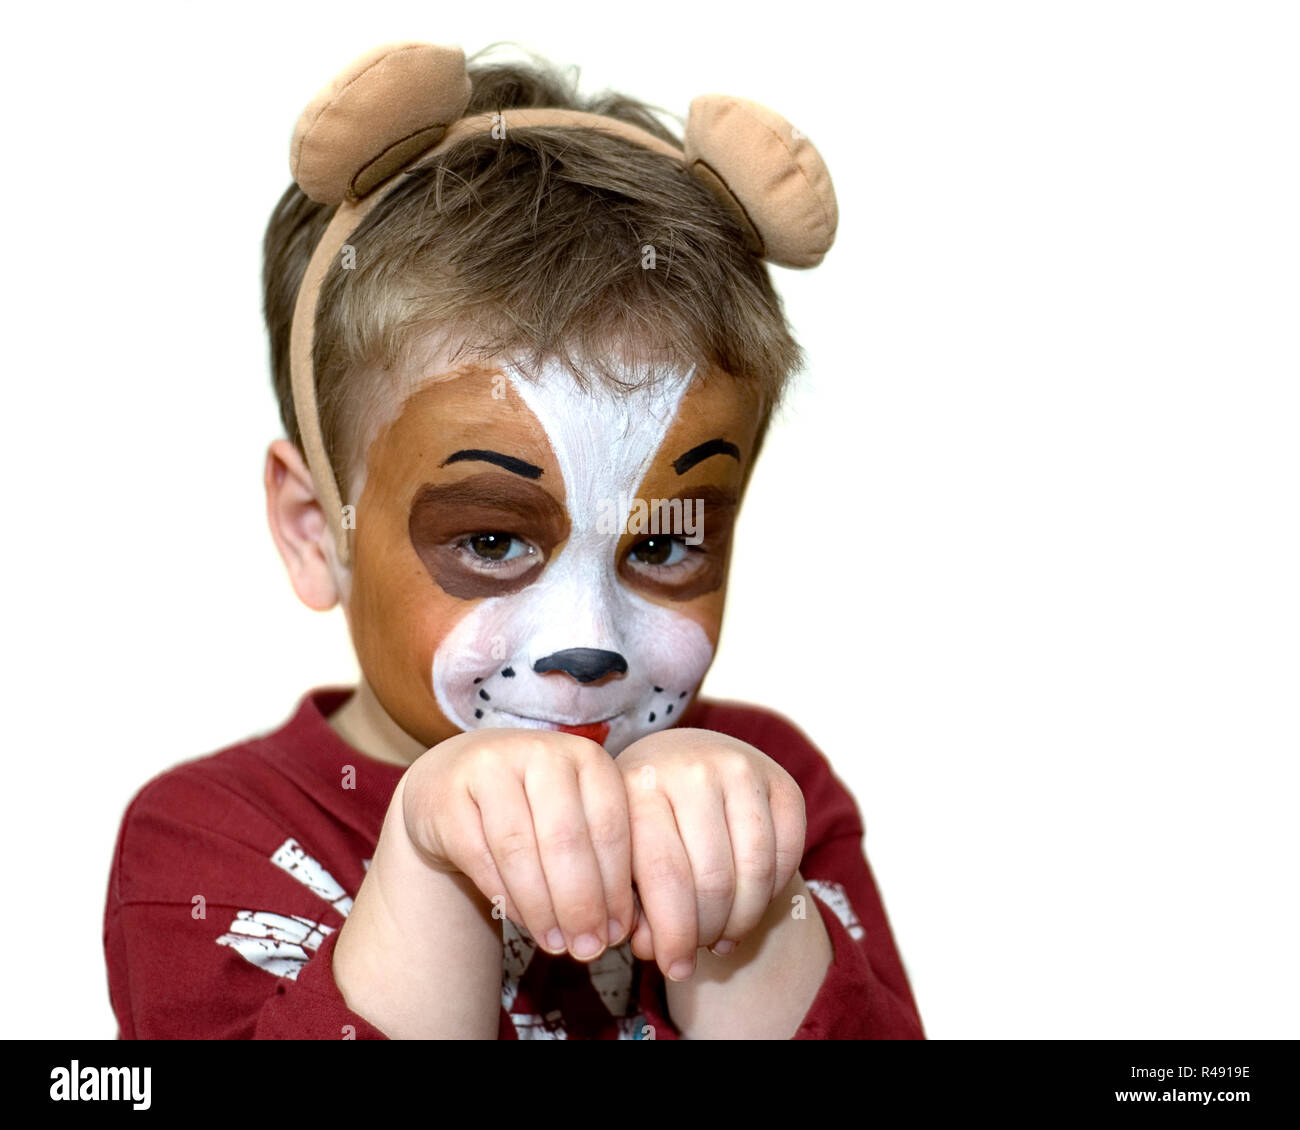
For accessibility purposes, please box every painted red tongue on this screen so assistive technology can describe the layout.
[556,721,611,745]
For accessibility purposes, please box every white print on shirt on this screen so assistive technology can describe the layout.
[586,940,635,1016]
[218,836,647,1035]
[501,916,537,1012]
[271,838,355,917]
[215,910,335,978]
[510,1010,568,1039]
[502,917,645,1038]
[806,878,866,940]
[215,838,364,982]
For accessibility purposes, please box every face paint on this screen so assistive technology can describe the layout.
[346,355,762,757]
[408,473,569,598]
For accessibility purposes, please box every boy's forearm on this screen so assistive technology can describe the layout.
[664,871,832,1040]
[332,774,502,1039]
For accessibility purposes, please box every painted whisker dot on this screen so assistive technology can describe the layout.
[679,691,687,698]
[501,667,515,678]
[479,689,490,701]
[648,712,656,723]
[653,686,663,693]
[473,677,483,684]
[475,709,484,719]
[666,704,673,715]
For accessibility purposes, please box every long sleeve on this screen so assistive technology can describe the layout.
[792,831,925,1038]
[103,764,391,1040]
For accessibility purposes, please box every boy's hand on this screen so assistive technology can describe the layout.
[615,728,807,982]
[402,728,634,961]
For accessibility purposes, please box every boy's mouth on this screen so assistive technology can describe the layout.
[494,710,618,747]
[554,721,612,744]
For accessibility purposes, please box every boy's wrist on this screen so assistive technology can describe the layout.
[371,770,487,912]
[332,773,502,1039]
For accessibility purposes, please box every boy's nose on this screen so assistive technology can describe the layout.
[532,648,628,684]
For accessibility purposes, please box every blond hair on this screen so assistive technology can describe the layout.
[261,43,805,496]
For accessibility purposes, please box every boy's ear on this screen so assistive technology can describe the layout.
[264,439,343,611]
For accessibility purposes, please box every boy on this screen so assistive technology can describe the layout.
[103,40,925,1040]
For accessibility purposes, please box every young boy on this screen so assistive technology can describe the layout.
[102,41,925,1040]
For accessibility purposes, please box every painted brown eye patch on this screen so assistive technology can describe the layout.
[617,484,739,601]
[409,472,569,599]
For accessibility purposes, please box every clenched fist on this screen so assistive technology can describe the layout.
[614,727,807,982]
[402,728,634,961]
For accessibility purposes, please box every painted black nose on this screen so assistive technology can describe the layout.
[532,648,628,684]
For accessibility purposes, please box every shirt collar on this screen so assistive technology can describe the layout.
[256,686,407,838]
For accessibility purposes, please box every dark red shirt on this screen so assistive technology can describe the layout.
[103,688,924,1039]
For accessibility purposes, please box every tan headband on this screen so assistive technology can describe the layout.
[287,41,839,566]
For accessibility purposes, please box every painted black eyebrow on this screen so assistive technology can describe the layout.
[440,449,543,480]
[672,438,741,475]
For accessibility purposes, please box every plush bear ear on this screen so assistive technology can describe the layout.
[290,42,473,204]
[684,95,838,269]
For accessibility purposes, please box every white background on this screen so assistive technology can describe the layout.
[2,1,1295,1039]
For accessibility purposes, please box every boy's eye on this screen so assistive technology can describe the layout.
[465,532,533,562]
[629,536,687,567]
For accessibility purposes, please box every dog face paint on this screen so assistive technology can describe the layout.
[348,358,761,755]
